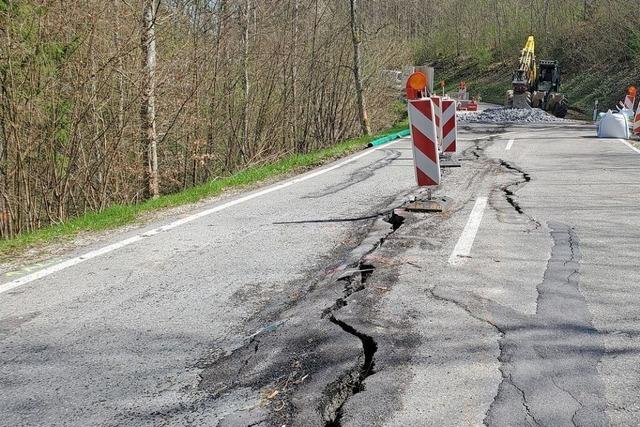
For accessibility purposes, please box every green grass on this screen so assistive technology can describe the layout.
[434,57,513,106]
[0,121,408,259]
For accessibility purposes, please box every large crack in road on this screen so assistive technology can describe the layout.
[194,129,549,426]
[321,316,378,427]
[195,198,409,426]
[317,210,406,426]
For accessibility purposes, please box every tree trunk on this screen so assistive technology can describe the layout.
[292,0,301,152]
[493,0,503,59]
[141,0,159,199]
[349,0,371,136]
[240,0,251,163]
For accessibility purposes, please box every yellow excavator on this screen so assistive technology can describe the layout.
[505,36,568,118]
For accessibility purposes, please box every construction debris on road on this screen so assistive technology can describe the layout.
[458,107,565,124]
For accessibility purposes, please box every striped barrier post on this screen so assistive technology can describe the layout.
[625,86,637,112]
[431,95,442,150]
[624,95,635,111]
[408,98,441,187]
[634,104,640,136]
[441,99,458,154]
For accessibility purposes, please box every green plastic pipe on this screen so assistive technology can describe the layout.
[367,128,410,148]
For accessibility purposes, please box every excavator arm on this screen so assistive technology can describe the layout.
[512,36,536,94]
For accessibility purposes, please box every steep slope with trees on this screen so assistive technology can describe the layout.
[1,0,638,241]
[413,0,640,113]
[0,1,410,240]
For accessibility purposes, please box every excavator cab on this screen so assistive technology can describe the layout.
[532,60,567,117]
[537,61,561,93]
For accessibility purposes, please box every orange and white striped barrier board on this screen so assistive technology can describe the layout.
[458,82,469,100]
[441,99,458,153]
[408,98,441,187]
[625,86,637,111]
[624,95,635,111]
[431,95,442,147]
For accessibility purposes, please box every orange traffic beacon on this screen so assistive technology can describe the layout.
[406,72,428,100]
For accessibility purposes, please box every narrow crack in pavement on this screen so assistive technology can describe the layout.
[506,372,540,426]
[426,152,607,427]
[497,159,542,231]
[304,149,402,199]
[431,222,609,427]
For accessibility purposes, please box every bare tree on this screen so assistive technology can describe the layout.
[291,0,300,152]
[15,0,629,240]
[349,0,371,136]
[240,0,251,163]
[141,0,159,198]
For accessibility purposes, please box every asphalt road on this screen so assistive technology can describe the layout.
[1,117,639,426]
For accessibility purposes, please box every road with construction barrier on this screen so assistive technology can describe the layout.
[1,103,640,426]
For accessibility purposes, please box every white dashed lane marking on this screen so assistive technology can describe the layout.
[448,197,488,265]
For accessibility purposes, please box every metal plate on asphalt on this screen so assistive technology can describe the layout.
[405,199,448,213]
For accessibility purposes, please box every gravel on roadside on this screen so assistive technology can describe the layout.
[458,107,565,124]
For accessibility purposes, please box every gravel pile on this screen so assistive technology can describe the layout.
[458,107,564,124]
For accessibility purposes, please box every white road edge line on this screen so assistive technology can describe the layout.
[448,197,488,265]
[506,138,515,150]
[618,138,640,155]
[1,139,406,296]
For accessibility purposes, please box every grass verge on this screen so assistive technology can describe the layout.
[0,121,409,260]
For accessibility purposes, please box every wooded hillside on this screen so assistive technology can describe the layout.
[1,0,638,240]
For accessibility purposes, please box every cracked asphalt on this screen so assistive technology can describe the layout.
[1,116,640,426]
